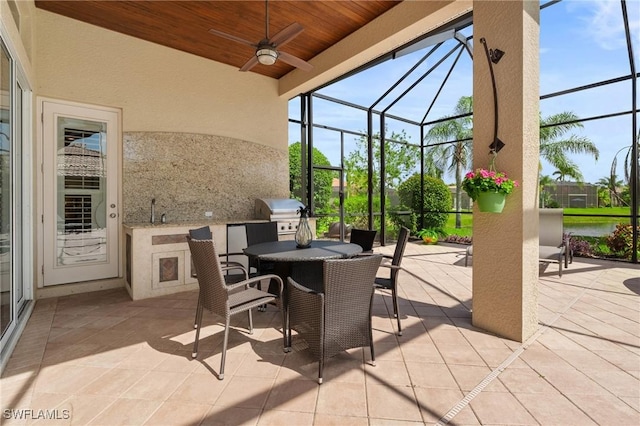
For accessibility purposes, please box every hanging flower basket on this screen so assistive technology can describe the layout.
[462,165,518,214]
[475,191,507,213]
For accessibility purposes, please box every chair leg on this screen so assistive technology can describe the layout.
[248,309,254,335]
[282,302,290,352]
[192,302,204,358]
[369,328,376,367]
[318,356,324,385]
[370,343,376,366]
[392,289,402,336]
[219,317,231,380]
[193,294,200,328]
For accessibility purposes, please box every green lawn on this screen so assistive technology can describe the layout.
[442,207,636,238]
[563,207,633,225]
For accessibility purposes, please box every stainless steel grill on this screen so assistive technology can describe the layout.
[254,198,305,238]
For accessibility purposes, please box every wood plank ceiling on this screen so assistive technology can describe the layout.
[35,0,402,79]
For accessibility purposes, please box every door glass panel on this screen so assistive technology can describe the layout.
[14,79,22,306]
[56,117,107,266]
[0,42,12,337]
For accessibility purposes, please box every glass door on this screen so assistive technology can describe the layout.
[0,41,12,339]
[42,101,120,285]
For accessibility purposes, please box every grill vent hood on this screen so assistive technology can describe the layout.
[255,198,305,219]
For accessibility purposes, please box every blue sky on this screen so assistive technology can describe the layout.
[288,0,639,186]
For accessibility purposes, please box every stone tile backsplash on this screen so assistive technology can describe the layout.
[123,132,289,224]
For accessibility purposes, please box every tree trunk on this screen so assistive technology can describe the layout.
[455,163,462,228]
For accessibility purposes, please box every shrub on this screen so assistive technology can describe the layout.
[289,142,333,210]
[397,174,452,233]
[343,195,399,236]
[607,223,639,259]
[567,235,594,258]
[444,235,472,245]
[546,199,560,208]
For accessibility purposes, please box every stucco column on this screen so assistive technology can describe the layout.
[472,0,540,342]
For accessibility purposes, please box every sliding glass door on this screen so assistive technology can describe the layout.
[0,38,28,347]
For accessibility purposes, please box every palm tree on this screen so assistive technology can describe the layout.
[423,96,473,228]
[596,175,623,207]
[539,174,555,208]
[610,130,639,207]
[552,163,582,182]
[540,111,599,183]
[425,98,599,224]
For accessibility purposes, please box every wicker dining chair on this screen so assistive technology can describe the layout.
[187,237,286,380]
[374,226,410,336]
[245,222,279,275]
[189,227,248,329]
[287,254,383,384]
[349,228,377,253]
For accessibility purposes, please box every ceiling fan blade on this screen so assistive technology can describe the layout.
[208,28,257,47]
[278,51,313,71]
[239,55,259,72]
[269,22,304,47]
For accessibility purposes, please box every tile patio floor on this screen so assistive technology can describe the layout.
[1,242,639,425]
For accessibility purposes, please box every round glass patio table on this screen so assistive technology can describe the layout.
[243,239,362,262]
[244,240,363,348]
[244,239,363,295]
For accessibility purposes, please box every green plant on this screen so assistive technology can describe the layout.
[289,142,333,210]
[397,174,451,233]
[416,228,446,244]
[607,223,640,259]
[462,168,519,201]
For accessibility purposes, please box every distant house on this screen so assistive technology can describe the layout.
[449,186,472,210]
[542,182,599,208]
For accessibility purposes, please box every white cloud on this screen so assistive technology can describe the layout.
[573,0,634,51]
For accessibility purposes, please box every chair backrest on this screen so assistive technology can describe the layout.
[349,229,377,252]
[189,226,212,240]
[326,222,353,238]
[322,255,383,349]
[539,208,564,247]
[245,222,279,246]
[186,237,229,316]
[391,226,410,282]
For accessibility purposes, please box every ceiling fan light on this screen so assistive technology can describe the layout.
[256,48,278,65]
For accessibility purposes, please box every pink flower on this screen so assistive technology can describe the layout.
[480,169,490,178]
[465,172,475,179]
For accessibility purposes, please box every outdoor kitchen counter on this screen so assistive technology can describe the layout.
[123,221,267,300]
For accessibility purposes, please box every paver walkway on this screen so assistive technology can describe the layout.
[2,242,638,425]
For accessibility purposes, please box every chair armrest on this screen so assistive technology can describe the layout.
[226,274,284,297]
[221,263,248,280]
[224,251,246,257]
[192,261,247,279]
[379,260,401,270]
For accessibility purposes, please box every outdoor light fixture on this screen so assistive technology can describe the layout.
[489,48,505,64]
[256,47,278,65]
[480,37,507,154]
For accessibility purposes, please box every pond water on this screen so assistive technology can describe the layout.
[564,222,619,237]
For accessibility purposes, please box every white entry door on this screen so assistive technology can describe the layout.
[41,100,120,286]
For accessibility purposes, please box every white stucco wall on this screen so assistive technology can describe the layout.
[34,9,288,150]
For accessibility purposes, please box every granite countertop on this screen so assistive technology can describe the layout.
[123,219,267,229]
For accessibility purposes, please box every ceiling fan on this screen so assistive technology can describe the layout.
[208,0,313,72]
